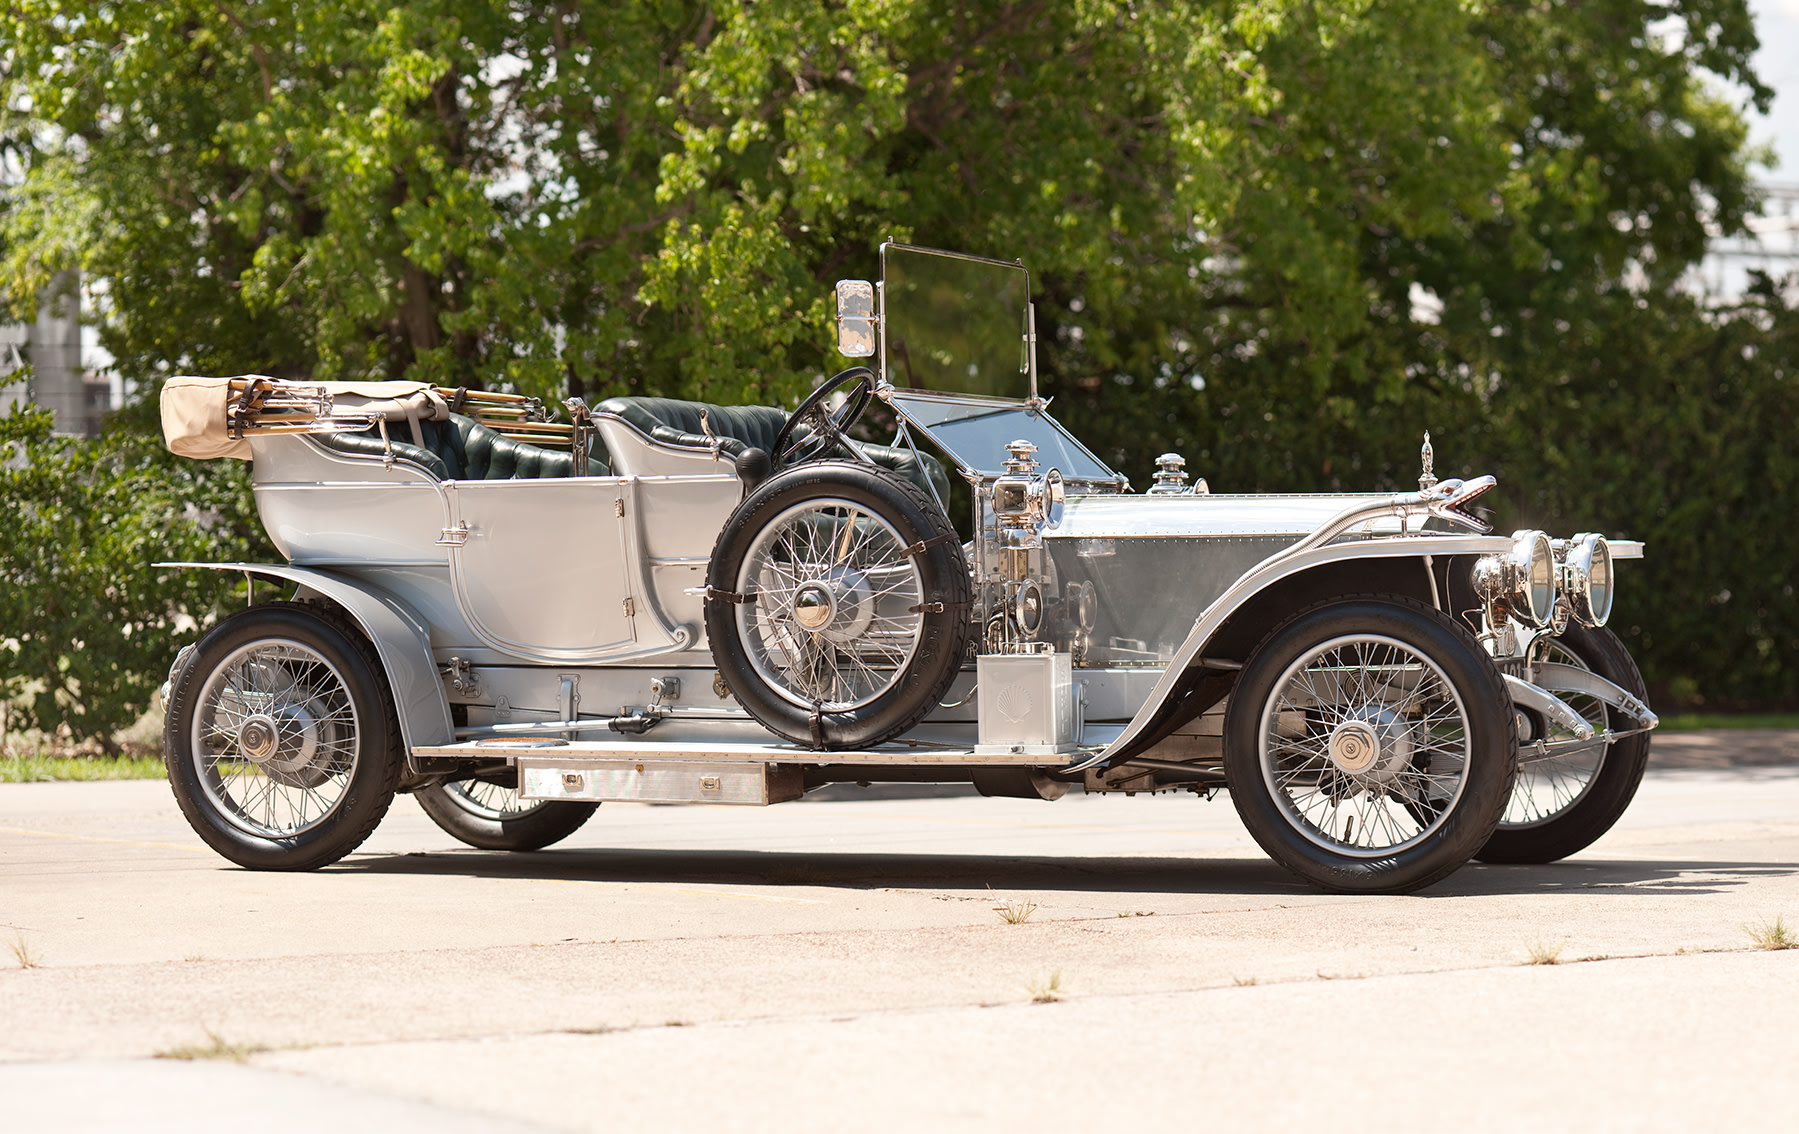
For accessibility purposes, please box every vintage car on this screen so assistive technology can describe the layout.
[157,243,1658,894]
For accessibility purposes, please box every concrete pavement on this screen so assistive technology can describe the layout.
[2,733,1796,1130]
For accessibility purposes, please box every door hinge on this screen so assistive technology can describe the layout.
[614,498,626,517]
[436,523,469,547]
[622,596,636,618]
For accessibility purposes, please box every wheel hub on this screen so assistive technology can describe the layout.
[1326,707,1416,786]
[236,698,330,789]
[793,583,834,630]
[790,570,876,644]
[238,714,279,762]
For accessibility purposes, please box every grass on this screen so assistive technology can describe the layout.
[1659,712,1799,732]
[1746,915,1797,951]
[1524,939,1566,966]
[10,935,43,969]
[155,1027,267,1063]
[1026,971,1064,1003]
[0,751,165,783]
[993,899,1037,925]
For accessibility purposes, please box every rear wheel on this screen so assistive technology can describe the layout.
[163,604,401,870]
[415,778,598,851]
[1224,597,1517,894]
[1476,624,1651,864]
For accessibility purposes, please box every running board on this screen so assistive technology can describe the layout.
[520,758,805,805]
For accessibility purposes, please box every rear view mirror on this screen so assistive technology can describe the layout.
[835,280,877,357]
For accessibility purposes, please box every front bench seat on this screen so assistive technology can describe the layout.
[597,396,950,502]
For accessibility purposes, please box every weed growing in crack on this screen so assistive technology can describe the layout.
[1027,971,1064,1003]
[156,1027,267,1063]
[1524,939,1566,966]
[994,899,1037,925]
[9,935,41,969]
[1746,915,1796,950]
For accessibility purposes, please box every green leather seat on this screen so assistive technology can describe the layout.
[316,414,606,480]
[597,396,951,501]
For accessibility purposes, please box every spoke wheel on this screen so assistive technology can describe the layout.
[415,779,598,851]
[1224,597,1516,894]
[164,604,401,870]
[706,461,970,750]
[1477,623,1651,863]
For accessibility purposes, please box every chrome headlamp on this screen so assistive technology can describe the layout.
[1474,529,1556,629]
[1562,532,1613,627]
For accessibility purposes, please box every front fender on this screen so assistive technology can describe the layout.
[1083,533,1511,769]
[161,561,454,754]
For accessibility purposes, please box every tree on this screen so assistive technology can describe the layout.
[0,405,268,749]
[1,1,1789,706]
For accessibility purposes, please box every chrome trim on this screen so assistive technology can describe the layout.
[1535,661,1659,729]
[1503,674,1595,741]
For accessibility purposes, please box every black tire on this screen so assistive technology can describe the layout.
[1476,624,1651,864]
[704,460,971,750]
[1223,596,1518,894]
[163,603,402,871]
[415,779,598,851]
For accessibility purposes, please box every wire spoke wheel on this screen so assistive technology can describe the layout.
[164,604,401,871]
[414,777,597,851]
[1260,634,1471,857]
[705,461,970,751]
[193,640,361,838]
[1501,639,1606,828]
[1477,623,1652,864]
[1224,598,1515,894]
[737,498,926,713]
[442,778,534,819]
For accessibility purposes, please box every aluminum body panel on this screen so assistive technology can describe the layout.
[975,653,1075,754]
[158,561,455,752]
[594,415,738,478]
[1089,534,1513,765]
[251,435,450,565]
[519,759,803,804]
[445,477,645,659]
[1053,492,1461,538]
[1043,534,1289,666]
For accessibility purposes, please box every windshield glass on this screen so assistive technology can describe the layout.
[887,391,1121,483]
[882,246,1030,397]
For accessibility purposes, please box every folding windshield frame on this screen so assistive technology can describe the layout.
[871,242,1124,491]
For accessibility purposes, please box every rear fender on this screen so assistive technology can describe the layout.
[161,562,454,756]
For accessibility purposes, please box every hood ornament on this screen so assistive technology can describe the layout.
[1419,431,1437,491]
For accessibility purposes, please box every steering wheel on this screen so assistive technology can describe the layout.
[770,366,876,469]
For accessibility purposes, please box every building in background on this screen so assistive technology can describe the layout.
[0,269,112,437]
[1691,181,1799,302]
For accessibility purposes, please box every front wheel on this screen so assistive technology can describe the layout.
[1223,597,1517,894]
[415,778,598,851]
[163,603,402,870]
[1476,624,1651,864]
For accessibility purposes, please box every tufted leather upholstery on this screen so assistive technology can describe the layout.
[315,413,606,480]
[597,396,950,501]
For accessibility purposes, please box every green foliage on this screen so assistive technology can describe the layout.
[0,407,270,750]
[0,0,1791,706]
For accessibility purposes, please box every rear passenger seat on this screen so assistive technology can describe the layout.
[316,414,605,480]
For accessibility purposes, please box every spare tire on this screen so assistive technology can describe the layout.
[704,460,971,750]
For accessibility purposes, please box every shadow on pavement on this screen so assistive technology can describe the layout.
[328,846,1799,899]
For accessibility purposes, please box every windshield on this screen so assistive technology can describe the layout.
[887,391,1121,483]
[881,246,1030,398]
